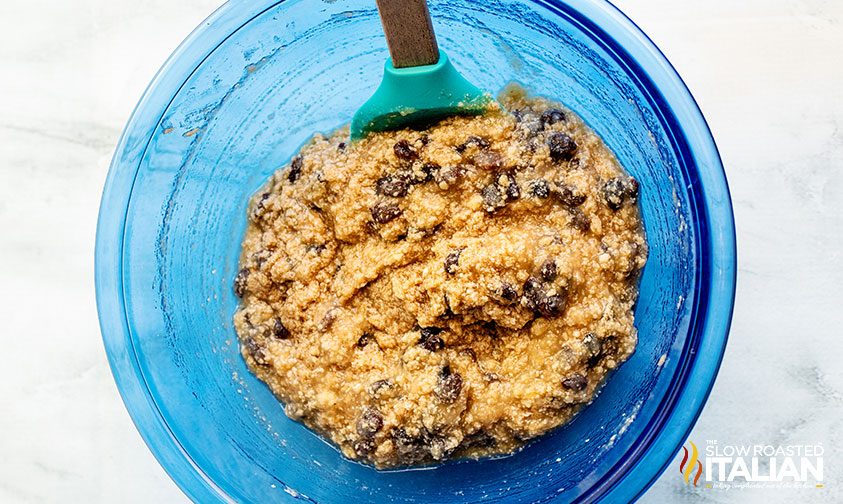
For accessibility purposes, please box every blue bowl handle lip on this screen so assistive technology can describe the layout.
[95,0,737,502]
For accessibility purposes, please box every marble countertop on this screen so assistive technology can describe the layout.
[1,0,840,502]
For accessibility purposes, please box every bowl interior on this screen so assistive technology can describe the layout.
[110,0,705,501]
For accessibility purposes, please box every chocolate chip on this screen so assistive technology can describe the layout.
[602,178,628,210]
[337,141,347,151]
[234,268,249,297]
[540,259,558,282]
[419,326,445,351]
[570,210,591,232]
[562,373,588,391]
[419,134,431,146]
[371,201,402,224]
[473,151,503,170]
[376,175,409,197]
[547,132,578,162]
[435,366,463,403]
[529,179,550,199]
[356,333,375,348]
[287,156,303,183]
[357,407,384,438]
[540,108,567,127]
[554,183,587,207]
[393,140,418,161]
[272,318,290,339]
[444,249,462,275]
[481,184,505,212]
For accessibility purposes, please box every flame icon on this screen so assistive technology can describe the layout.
[679,441,704,486]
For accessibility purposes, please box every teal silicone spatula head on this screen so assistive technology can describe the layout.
[350,0,491,141]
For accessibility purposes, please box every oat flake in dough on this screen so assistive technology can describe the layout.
[233,85,647,468]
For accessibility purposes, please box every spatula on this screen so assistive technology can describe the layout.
[350,0,491,141]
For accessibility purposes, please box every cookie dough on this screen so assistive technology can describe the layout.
[233,85,647,468]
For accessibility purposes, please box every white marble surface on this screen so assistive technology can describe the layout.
[0,0,841,502]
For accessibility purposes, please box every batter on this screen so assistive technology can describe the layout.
[233,86,647,468]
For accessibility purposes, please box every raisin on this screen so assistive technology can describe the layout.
[461,348,478,361]
[434,165,464,189]
[356,333,375,348]
[287,156,303,183]
[540,259,558,282]
[419,326,445,351]
[442,294,455,318]
[356,407,384,438]
[244,337,269,366]
[419,163,439,183]
[547,132,578,162]
[603,178,627,210]
[554,183,587,207]
[540,108,567,127]
[570,210,591,232]
[272,318,290,339]
[371,201,402,224]
[499,282,518,303]
[501,172,520,200]
[435,366,463,403]
[337,141,347,151]
[529,179,550,199]
[583,333,603,366]
[513,109,543,137]
[473,150,503,170]
[391,428,428,462]
[627,177,640,200]
[522,276,543,311]
[444,249,462,275]
[233,268,249,297]
[369,379,394,396]
[456,135,490,153]
[353,438,376,456]
[393,140,418,161]
[376,175,409,197]
[481,184,505,212]
[562,373,588,391]
[462,430,496,449]
[537,293,564,317]
[306,243,326,255]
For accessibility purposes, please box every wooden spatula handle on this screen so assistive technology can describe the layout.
[375,0,440,68]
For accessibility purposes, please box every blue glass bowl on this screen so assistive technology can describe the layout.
[95,0,736,502]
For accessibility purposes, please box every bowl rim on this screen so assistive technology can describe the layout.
[95,0,736,502]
